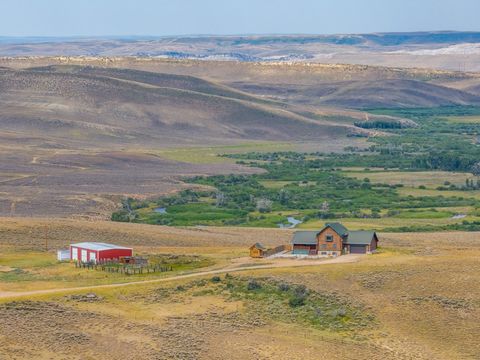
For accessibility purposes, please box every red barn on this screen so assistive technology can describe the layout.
[70,242,133,263]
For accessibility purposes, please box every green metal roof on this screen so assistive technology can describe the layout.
[292,231,318,245]
[325,222,348,237]
[251,242,268,250]
[292,224,378,247]
[346,231,377,245]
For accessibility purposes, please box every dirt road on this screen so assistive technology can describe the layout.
[0,255,360,300]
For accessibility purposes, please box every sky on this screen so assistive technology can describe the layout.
[0,0,479,37]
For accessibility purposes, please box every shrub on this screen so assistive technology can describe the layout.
[331,308,347,317]
[289,295,306,307]
[111,210,131,222]
[294,285,308,297]
[278,283,290,292]
[247,279,261,291]
[210,276,221,283]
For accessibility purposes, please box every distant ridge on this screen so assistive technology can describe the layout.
[2,31,480,71]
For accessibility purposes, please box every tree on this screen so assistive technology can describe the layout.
[256,198,273,213]
[215,192,226,207]
[320,201,330,213]
[278,189,290,205]
[471,162,480,176]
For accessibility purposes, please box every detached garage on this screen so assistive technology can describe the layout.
[344,231,378,254]
[70,242,133,263]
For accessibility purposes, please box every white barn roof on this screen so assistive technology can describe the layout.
[70,242,132,251]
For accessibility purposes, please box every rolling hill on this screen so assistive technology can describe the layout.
[0,66,361,146]
[233,79,480,109]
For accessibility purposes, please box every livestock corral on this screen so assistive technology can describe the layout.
[0,217,479,359]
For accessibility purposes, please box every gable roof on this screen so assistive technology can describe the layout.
[345,231,377,245]
[292,231,318,245]
[70,242,132,251]
[292,224,379,247]
[250,242,268,250]
[324,222,348,237]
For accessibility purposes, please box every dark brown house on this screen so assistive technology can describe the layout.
[292,223,378,256]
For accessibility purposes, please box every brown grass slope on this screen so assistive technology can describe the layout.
[0,66,357,145]
[27,64,272,105]
[231,78,480,108]
[0,57,473,84]
[311,79,480,108]
[8,59,479,109]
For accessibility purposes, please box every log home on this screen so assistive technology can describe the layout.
[292,223,378,256]
[249,243,291,258]
[249,243,268,258]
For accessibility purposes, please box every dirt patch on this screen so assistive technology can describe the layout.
[0,265,14,272]
[65,293,104,303]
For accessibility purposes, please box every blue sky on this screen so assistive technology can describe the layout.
[0,0,478,37]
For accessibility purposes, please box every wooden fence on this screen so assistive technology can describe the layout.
[75,261,173,275]
[264,244,291,257]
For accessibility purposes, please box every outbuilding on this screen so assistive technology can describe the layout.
[70,242,133,263]
[249,243,268,258]
[57,249,70,261]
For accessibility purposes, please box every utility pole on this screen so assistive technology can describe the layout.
[45,225,48,251]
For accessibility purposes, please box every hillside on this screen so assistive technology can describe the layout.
[232,79,480,109]
[3,59,480,111]
[0,65,361,145]
[1,218,479,359]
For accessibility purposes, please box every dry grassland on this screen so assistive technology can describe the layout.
[0,218,479,359]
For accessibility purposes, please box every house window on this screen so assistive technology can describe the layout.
[326,235,333,242]
[333,244,337,249]
[321,252,327,255]
[321,244,326,249]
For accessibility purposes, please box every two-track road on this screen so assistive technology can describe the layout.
[0,255,360,300]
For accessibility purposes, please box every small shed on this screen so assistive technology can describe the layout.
[70,242,133,263]
[57,249,70,261]
[249,243,268,258]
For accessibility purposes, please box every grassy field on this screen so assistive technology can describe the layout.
[0,250,215,292]
[398,187,480,200]
[442,115,480,123]
[0,218,479,359]
[155,142,295,164]
[299,216,480,231]
[343,170,476,188]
